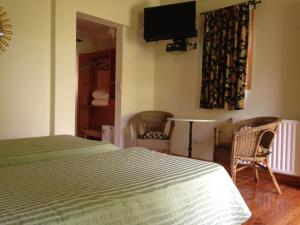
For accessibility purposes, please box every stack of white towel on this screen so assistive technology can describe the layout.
[91,90,109,106]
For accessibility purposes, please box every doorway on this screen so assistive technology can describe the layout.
[76,15,121,145]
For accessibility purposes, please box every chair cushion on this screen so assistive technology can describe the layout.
[240,126,253,131]
[139,132,169,140]
[257,146,271,156]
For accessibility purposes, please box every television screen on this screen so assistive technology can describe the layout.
[144,1,197,42]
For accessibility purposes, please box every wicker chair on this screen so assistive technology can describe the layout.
[130,111,175,154]
[214,117,282,194]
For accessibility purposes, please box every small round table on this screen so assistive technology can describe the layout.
[167,118,216,158]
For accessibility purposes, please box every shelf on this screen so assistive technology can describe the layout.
[81,128,101,139]
[79,64,115,71]
[80,99,115,109]
[77,49,116,139]
[79,68,109,72]
[80,104,111,108]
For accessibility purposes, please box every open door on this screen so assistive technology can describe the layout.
[76,17,117,143]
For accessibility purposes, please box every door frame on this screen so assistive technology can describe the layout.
[76,12,123,147]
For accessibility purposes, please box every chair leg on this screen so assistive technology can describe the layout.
[254,164,259,183]
[231,163,237,183]
[265,159,282,195]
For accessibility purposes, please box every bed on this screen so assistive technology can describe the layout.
[0,135,251,225]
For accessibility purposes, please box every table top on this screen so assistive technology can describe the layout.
[167,118,216,123]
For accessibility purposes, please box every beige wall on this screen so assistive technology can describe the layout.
[0,0,51,139]
[121,27,156,147]
[0,0,158,146]
[54,0,159,147]
[154,0,300,159]
[1,0,300,167]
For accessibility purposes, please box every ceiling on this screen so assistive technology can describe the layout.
[76,18,116,40]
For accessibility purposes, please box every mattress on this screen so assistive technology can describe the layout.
[0,145,251,225]
[0,135,118,167]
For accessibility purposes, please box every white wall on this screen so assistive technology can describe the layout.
[154,0,300,160]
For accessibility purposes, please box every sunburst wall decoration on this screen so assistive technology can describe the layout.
[0,7,12,52]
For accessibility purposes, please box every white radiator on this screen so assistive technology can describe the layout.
[231,118,300,176]
[270,120,300,176]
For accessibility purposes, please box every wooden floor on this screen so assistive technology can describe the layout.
[236,171,300,225]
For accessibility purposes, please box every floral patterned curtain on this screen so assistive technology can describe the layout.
[200,3,250,110]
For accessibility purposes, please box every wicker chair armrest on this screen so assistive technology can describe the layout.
[233,121,279,136]
[129,118,139,144]
[232,124,276,157]
[232,118,281,158]
[168,120,175,139]
[234,128,258,137]
[232,129,261,158]
[236,128,276,156]
[215,122,237,146]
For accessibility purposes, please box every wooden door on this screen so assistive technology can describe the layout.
[76,49,116,140]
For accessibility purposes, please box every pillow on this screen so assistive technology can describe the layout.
[139,132,169,140]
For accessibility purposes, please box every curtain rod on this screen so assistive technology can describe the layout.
[200,0,262,15]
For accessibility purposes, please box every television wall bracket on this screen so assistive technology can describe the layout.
[166,38,197,52]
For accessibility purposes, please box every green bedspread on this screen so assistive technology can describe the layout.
[0,147,251,225]
[0,135,118,167]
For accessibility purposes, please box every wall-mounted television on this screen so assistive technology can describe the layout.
[144,1,197,42]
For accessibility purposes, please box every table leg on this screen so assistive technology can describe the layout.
[188,121,193,158]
